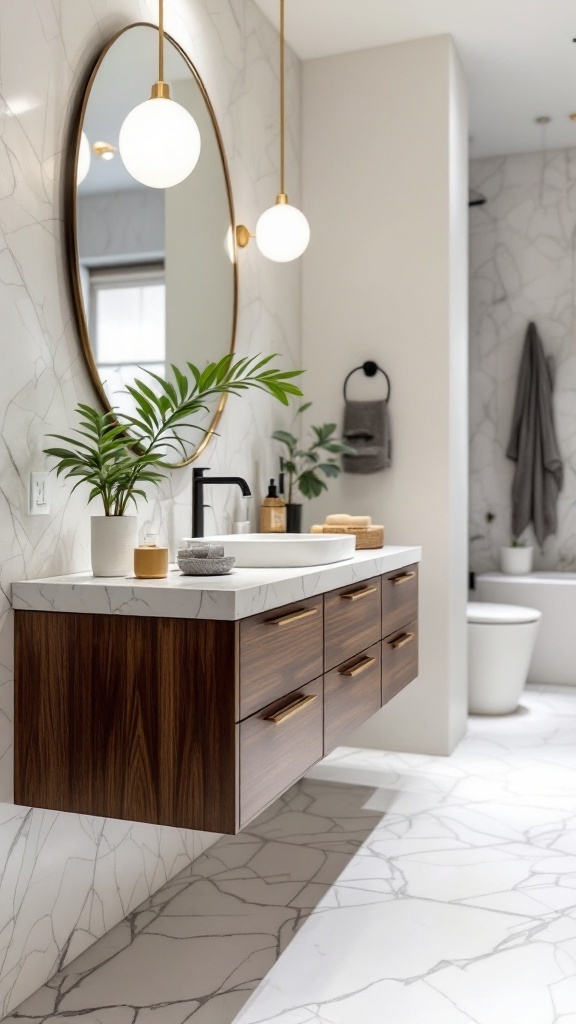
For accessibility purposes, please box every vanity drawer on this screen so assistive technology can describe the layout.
[324,643,381,755]
[382,620,419,705]
[324,576,381,671]
[239,596,323,719]
[239,678,324,829]
[382,564,418,636]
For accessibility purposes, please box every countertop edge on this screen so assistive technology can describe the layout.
[12,546,422,621]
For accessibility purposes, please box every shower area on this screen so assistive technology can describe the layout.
[468,145,576,686]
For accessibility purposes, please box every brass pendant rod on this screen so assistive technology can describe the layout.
[280,0,285,196]
[159,0,164,84]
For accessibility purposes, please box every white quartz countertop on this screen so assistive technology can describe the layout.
[12,545,421,622]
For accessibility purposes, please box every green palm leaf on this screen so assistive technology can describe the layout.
[44,353,303,515]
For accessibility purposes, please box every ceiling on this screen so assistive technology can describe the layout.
[253,0,576,158]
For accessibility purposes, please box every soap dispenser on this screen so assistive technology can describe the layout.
[259,479,286,533]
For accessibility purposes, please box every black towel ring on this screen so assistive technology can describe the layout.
[343,361,391,402]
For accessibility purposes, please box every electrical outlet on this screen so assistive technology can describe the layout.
[29,472,50,516]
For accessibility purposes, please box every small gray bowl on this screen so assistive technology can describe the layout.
[177,554,235,576]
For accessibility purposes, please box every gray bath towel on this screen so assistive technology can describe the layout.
[506,322,563,546]
[342,399,391,474]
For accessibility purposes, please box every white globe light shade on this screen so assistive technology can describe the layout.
[224,226,235,264]
[255,202,310,262]
[77,131,91,185]
[119,97,201,189]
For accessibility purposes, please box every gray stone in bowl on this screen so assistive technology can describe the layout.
[177,554,235,576]
[179,542,225,559]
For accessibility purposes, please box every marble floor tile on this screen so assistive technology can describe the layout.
[6,685,576,1024]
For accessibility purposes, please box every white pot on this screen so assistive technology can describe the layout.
[91,515,138,577]
[499,545,533,576]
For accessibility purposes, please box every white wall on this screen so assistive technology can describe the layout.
[166,78,234,380]
[77,188,165,265]
[469,148,576,574]
[301,35,469,755]
[0,0,301,1014]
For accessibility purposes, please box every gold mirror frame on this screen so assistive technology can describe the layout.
[64,22,239,468]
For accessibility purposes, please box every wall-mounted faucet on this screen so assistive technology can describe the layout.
[192,467,251,538]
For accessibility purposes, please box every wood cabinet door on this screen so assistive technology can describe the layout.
[239,597,323,719]
[324,577,382,671]
[382,564,418,637]
[382,620,419,705]
[239,678,324,829]
[324,643,381,755]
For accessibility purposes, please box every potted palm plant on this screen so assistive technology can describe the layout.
[271,403,353,532]
[45,353,302,575]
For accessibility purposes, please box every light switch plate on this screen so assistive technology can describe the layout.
[29,472,50,515]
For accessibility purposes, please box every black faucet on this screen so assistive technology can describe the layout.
[192,467,251,538]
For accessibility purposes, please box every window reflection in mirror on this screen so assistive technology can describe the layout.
[88,265,166,417]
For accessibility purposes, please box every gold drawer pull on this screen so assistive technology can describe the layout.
[265,693,318,724]
[339,656,377,678]
[266,607,319,627]
[340,585,378,602]
[389,631,415,650]
[390,571,416,586]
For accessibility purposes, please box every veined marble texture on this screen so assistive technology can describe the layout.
[5,685,576,1024]
[469,148,576,574]
[0,0,301,1015]
[12,546,421,621]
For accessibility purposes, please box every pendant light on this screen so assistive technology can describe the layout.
[119,0,201,189]
[255,0,310,262]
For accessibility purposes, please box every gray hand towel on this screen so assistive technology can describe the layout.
[506,321,563,546]
[342,399,391,474]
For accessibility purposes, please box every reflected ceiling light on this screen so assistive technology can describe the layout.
[236,0,309,262]
[93,141,117,161]
[119,0,201,189]
[77,131,91,184]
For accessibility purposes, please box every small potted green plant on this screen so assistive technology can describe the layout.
[500,535,533,575]
[271,403,353,532]
[45,353,302,576]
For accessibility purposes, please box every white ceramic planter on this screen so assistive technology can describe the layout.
[499,545,533,576]
[91,515,137,577]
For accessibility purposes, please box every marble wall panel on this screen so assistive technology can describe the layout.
[0,0,301,1015]
[469,148,576,573]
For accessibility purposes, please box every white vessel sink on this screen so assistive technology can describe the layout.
[190,533,357,568]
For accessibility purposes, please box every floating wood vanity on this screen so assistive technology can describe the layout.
[13,547,420,834]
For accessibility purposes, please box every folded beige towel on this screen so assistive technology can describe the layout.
[311,522,384,549]
[325,513,372,527]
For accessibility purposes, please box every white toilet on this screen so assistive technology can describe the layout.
[467,602,541,715]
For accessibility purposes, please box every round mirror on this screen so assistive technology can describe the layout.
[66,23,237,466]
